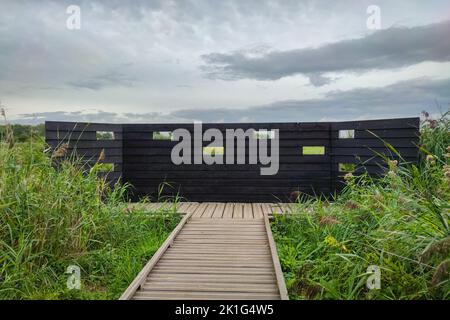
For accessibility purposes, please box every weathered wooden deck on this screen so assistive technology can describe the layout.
[120,203,289,300]
[128,202,294,218]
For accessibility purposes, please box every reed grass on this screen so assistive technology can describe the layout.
[0,125,180,299]
[272,111,450,300]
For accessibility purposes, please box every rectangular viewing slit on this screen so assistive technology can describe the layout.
[302,146,325,155]
[96,131,115,140]
[252,129,275,139]
[339,129,355,139]
[339,163,356,172]
[203,147,224,156]
[152,131,173,140]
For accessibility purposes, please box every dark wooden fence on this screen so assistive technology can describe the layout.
[45,117,420,202]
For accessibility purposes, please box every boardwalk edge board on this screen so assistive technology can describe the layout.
[119,212,193,300]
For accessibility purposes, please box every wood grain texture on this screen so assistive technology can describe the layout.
[121,215,288,300]
[46,118,420,201]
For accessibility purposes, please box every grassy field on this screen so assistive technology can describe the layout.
[272,112,450,299]
[0,126,180,299]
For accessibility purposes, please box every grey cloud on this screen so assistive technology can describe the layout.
[67,69,137,90]
[201,20,450,85]
[172,77,450,122]
[13,77,450,124]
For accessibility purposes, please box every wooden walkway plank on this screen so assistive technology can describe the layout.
[212,202,225,218]
[192,202,208,218]
[121,204,289,300]
[222,203,234,218]
[252,203,264,218]
[233,203,244,219]
[119,212,193,300]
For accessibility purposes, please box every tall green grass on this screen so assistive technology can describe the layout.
[0,126,180,299]
[272,112,450,300]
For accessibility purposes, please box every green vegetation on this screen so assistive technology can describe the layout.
[0,124,44,142]
[203,146,224,156]
[0,124,180,299]
[272,111,450,299]
[152,131,173,140]
[96,131,115,140]
[302,146,325,155]
[338,163,357,173]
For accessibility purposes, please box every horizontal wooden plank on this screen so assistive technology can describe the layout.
[141,282,278,293]
[131,185,330,195]
[129,193,328,203]
[123,170,330,179]
[152,266,275,275]
[156,260,272,268]
[46,140,122,149]
[133,291,279,300]
[126,178,331,187]
[60,148,123,157]
[331,147,418,157]
[124,139,331,148]
[45,121,123,132]
[330,117,419,130]
[46,130,123,140]
[333,128,419,139]
[123,122,330,131]
[332,137,419,148]
[122,147,327,156]
[123,130,330,140]
[147,271,275,284]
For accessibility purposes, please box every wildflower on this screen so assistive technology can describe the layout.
[444,153,450,159]
[387,170,397,178]
[420,237,450,262]
[388,159,398,170]
[324,235,349,252]
[344,200,359,210]
[426,155,436,165]
[344,172,354,181]
[428,119,438,129]
[52,143,68,158]
[447,146,450,153]
[98,149,106,162]
[372,192,383,202]
[290,191,301,202]
[430,260,450,288]
[319,216,339,227]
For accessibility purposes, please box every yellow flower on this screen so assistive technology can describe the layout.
[388,160,398,171]
[324,235,350,252]
[426,155,436,165]
[387,170,397,178]
[344,172,354,181]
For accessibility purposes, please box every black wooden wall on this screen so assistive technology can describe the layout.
[45,117,420,202]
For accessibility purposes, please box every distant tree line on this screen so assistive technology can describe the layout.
[0,124,45,142]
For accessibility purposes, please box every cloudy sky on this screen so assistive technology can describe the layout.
[1,0,449,124]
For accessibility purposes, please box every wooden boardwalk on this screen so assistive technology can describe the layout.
[128,202,295,218]
[120,204,288,300]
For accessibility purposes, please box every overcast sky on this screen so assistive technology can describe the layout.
[1,0,449,124]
